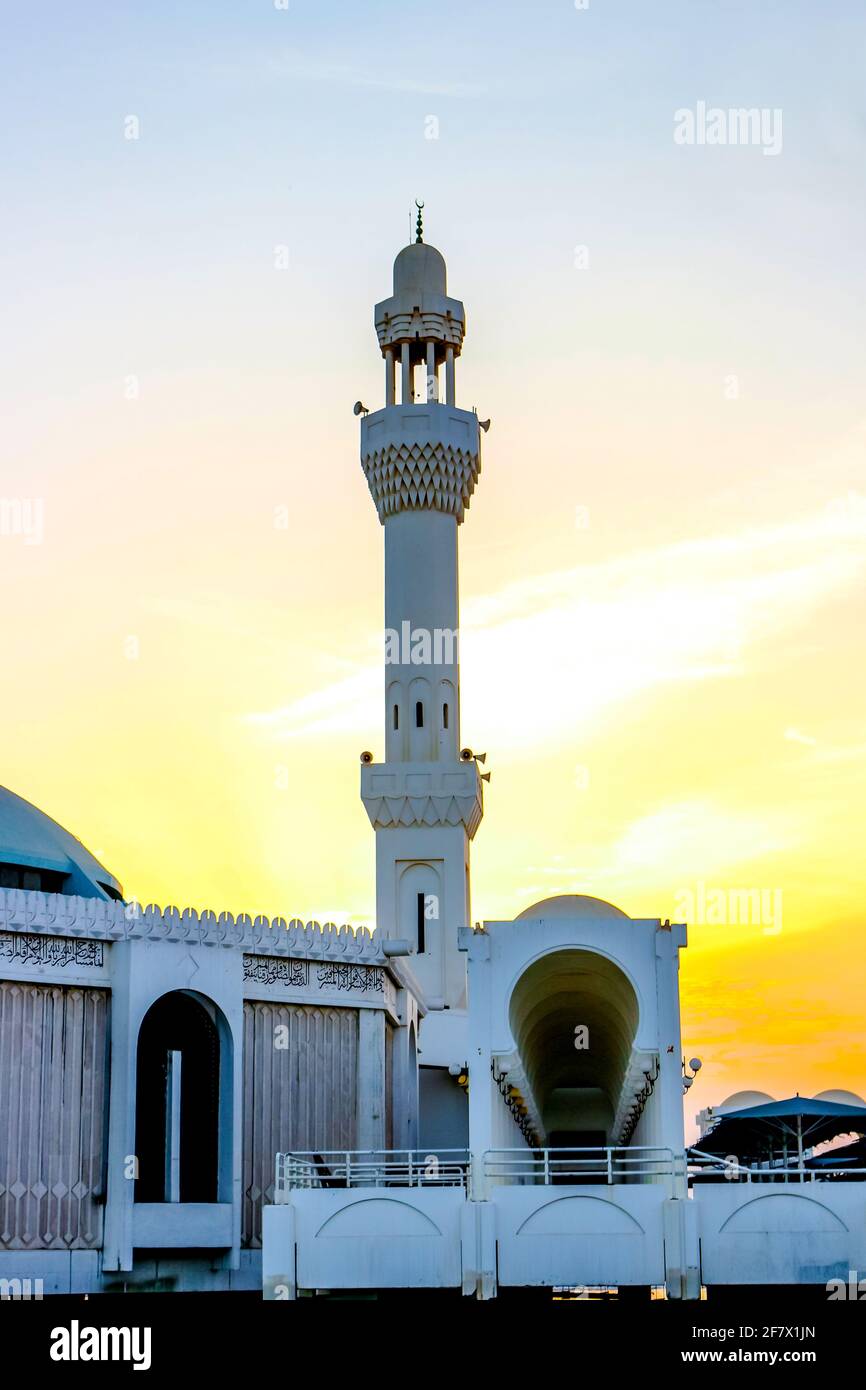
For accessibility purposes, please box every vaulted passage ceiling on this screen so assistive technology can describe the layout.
[509,950,640,1133]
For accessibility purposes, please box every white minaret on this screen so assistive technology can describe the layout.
[360,215,485,1070]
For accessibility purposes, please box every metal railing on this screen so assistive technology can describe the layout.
[274,1149,471,1200]
[483,1145,679,1184]
[273,1147,866,1200]
[689,1149,866,1184]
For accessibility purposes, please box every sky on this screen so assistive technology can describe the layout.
[1,0,865,1124]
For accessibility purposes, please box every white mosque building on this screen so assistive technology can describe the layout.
[2,228,864,1301]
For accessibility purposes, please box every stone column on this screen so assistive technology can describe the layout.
[357,1007,386,1150]
[101,941,136,1272]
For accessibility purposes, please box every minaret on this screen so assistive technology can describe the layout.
[360,214,485,1062]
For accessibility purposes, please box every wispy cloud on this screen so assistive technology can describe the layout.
[784,726,818,746]
[243,495,866,747]
[600,800,793,882]
[783,726,866,763]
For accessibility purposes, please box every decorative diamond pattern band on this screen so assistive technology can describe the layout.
[361,440,480,522]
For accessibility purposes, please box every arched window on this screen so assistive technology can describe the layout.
[415,701,424,728]
[134,991,222,1203]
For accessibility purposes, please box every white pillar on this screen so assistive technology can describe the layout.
[401,342,412,403]
[465,930,494,1198]
[445,347,455,405]
[165,1050,182,1202]
[385,348,395,406]
[655,926,688,1197]
[357,1008,386,1149]
[101,942,135,1272]
[426,342,437,402]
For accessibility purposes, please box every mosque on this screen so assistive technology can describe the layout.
[1,227,864,1301]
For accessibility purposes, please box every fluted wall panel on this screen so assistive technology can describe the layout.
[0,981,108,1250]
[241,1001,358,1248]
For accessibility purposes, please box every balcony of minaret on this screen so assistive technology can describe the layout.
[360,758,484,839]
[382,339,458,407]
[360,404,481,524]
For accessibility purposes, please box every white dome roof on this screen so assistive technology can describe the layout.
[393,242,447,297]
[516,894,629,922]
[0,785,122,900]
[813,1089,866,1108]
[717,1090,775,1113]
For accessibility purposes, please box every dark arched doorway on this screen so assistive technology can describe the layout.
[508,950,640,1148]
[134,990,221,1203]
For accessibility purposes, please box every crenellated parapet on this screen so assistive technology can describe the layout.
[0,886,382,963]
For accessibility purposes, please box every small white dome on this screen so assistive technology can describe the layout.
[393,242,447,297]
[813,1089,866,1108]
[717,1090,775,1113]
[516,894,629,922]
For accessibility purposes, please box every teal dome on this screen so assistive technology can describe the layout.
[0,785,123,900]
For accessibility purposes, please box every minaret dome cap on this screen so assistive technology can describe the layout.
[393,242,447,297]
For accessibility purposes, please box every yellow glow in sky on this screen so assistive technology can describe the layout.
[3,1,865,1128]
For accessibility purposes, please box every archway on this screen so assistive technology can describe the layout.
[134,990,228,1203]
[508,950,639,1147]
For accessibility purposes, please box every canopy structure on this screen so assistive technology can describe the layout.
[807,1135,866,1170]
[693,1096,866,1170]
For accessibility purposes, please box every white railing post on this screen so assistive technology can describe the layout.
[607,1148,614,1185]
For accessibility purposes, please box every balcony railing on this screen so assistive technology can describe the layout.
[689,1149,866,1183]
[483,1146,679,1184]
[274,1149,471,1201]
[276,1145,866,1198]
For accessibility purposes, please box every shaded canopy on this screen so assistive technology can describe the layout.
[694,1096,866,1159]
[807,1135,866,1169]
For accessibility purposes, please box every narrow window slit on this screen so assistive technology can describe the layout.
[416,891,426,954]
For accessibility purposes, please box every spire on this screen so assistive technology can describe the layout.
[415,199,424,243]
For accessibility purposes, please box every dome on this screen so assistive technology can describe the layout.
[813,1089,866,1108]
[393,242,447,298]
[516,894,630,922]
[717,1090,775,1113]
[0,785,123,901]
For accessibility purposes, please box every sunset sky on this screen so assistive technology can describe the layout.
[2,0,864,1122]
